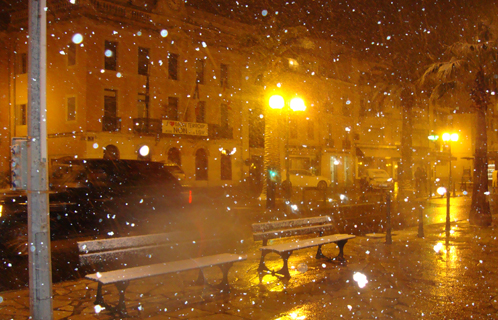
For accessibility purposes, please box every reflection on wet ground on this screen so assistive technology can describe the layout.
[5,190,498,319]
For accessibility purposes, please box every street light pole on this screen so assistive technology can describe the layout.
[28,0,52,318]
[268,95,305,202]
[442,132,458,236]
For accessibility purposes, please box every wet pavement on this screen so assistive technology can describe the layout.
[2,194,498,319]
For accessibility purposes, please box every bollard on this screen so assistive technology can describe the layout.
[385,191,392,244]
[418,202,424,238]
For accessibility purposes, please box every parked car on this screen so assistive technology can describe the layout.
[281,169,331,189]
[162,163,188,186]
[0,158,189,256]
[361,169,394,190]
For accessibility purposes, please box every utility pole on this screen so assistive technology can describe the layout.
[28,0,53,318]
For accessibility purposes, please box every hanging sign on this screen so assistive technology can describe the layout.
[162,120,208,136]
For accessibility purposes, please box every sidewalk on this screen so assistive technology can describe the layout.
[2,214,498,319]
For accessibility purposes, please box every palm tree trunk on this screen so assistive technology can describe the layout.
[400,89,414,193]
[469,103,492,226]
[261,113,280,198]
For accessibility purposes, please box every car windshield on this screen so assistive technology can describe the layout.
[1,1,495,319]
[368,170,390,179]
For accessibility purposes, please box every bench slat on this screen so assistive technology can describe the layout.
[78,232,180,253]
[85,253,247,285]
[260,234,355,253]
[253,224,337,241]
[252,216,330,232]
[79,243,173,266]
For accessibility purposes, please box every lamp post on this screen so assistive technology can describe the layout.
[268,95,306,200]
[442,132,458,236]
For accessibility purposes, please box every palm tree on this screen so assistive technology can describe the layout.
[360,68,419,194]
[239,18,309,201]
[420,23,498,226]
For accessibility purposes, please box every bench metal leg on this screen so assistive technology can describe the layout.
[115,281,130,316]
[315,240,349,262]
[258,249,272,274]
[336,239,348,262]
[217,262,234,292]
[259,250,293,279]
[316,244,326,259]
[196,269,205,286]
[275,251,292,278]
[94,282,105,306]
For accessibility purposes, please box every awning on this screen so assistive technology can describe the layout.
[357,147,401,159]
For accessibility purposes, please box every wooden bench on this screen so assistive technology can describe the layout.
[78,232,247,315]
[252,216,355,278]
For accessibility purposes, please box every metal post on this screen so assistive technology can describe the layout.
[385,192,392,244]
[446,143,451,236]
[28,0,53,318]
[418,202,424,238]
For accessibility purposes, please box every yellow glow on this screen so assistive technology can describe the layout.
[437,187,446,195]
[290,98,306,111]
[442,132,458,142]
[269,95,285,109]
[139,145,150,157]
[0,204,2,217]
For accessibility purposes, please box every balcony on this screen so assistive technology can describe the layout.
[133,118,162,134]
[10,0,155,27]
[102,116,121,132]
[209,124,233,140]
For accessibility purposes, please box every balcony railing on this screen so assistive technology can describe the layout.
[10,0,154,26]
[102,116,121,132]
[209,124,233,140]
[133,118,162,134]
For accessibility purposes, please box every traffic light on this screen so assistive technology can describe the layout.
[11,138,28,190]
[266,166,279,209]
[268,167,279,182]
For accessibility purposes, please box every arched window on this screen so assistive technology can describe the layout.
[195,148,208,180]
[167,147,181,166]
[221,153,232,180]
[103,144,120,160]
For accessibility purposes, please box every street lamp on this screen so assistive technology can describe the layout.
[442,132,458,236]
[269,94,306,200]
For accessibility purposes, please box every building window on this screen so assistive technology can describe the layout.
[290,118,298,139]
[195,58,204,84]
[167,147,181,166]
[104,40,117,71]
[249,106,264,148]
[342,97,352,117]
[342,139,351,150]
[103,144,120,160]
[16,104,27,125]
[67,43,76,66]
[220,64,228,87]
[221,103,229,127]
[103,89,120,132]
[17,53,27,75]
[221,153,232,180]
[138,47,149,75]
[163,97,179,120]
[196,101,206,123]
[168,53,178,80]
[307,120,314,140]
[67,97,76,121]
[195,148,208,180]
[327,123,335,147]
[137,93,147,118]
